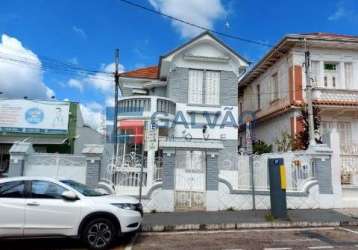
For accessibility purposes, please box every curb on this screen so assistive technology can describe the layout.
[141,221,358,232]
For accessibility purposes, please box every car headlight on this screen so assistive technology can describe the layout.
[111,203,137,210]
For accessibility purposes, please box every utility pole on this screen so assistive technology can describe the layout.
[114,49,120,161]
[304,39,316,147]
[246,121,255,210]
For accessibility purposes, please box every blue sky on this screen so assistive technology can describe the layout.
[0,0,357,128]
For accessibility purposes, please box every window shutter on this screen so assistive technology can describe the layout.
[311,61,320,86]
[345,63,353,89]
[188,70,204,104]
[205,71,220,105]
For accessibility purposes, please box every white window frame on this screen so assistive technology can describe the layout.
[188,69,204,105]
[188,69,220,105]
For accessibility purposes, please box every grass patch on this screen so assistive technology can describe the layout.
[265,212,275,222]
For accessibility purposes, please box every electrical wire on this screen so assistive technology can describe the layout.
[118,0,275,48]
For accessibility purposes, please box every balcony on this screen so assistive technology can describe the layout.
[117,96,176,120]
[312,87,358,105]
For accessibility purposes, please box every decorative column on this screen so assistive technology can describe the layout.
[319,61,324,87]
[82,144,104,188]
[339,62,346,89]
[8,142,33,177]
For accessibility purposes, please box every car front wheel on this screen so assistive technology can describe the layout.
[82,218,117,250]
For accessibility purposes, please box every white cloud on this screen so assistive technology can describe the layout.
[87,101,104,111]
[72,26,87,39]
[69,62,124,94]
[68,57,79,65]
[328,6,347,21]
[105,96,114,107]
[67,78,84,92]
[0,34,55,99]
[148,0,226,38]
[328,1,356,21]
[80,103,105,132]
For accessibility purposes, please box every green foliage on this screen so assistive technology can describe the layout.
[275,132,294,152]
[295,106,322,150]
[265,212,275,222]
[253,140,273,155]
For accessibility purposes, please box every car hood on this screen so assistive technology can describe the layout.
[88,194,139,204]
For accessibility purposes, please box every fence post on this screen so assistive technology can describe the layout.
[8,142,34,177]
[206,151,220,211]
[329,129,342,198]
[162,149,175,190]
[82,144,104,188]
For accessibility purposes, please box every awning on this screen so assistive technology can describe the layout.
[118,120,144,144]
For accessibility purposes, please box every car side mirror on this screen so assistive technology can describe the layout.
[61,190,78,201]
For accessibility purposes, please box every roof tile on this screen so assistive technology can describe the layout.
[119,66,159,79]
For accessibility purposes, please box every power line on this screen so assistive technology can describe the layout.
[118,0,275,48]
[0,52,113,82]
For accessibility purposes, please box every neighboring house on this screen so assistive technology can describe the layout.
[238,33,358,186]
[115,31,249,211]
[0,98,105,176]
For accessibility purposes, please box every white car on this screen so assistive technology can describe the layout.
[0,176,142,250]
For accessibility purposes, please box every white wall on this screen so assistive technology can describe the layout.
[240,54,292,113]
[292,47,358,91]
[171,103,238,141]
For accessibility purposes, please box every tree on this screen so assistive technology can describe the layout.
[294,105,322,150]
[275,132,295,152]
[253,140,273,154]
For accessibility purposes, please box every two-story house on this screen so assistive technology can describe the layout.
[114,31,249,211]
[238,33,358,187]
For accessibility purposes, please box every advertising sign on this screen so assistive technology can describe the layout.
[0,99,70,134]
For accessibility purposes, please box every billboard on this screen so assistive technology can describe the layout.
[0,99,70,134]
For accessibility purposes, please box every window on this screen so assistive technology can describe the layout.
[205,71,220,105]
[239,67,247,77]
[61,180,106,197]
[324,63,337,71]
[30,180,67,199]
[311,61,320,86]
[332,76,336,88]
[188,69,220,105]
[0,181,24,198]
[271,73,279,101]
[256,84,261,110]
[188,70,204,104]
[345,63,353,88]
[324,62,338,88]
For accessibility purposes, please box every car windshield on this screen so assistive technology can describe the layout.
[61,180,107,197]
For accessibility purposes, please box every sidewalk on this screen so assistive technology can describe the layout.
[142,209,358,232]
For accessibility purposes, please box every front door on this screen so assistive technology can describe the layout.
[175,150,206,210]
[24,180,82,236]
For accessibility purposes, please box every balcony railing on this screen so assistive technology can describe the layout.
[118,96,176,118]
[312,87,358,104]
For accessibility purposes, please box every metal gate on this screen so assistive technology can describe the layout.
[175,150,206,210]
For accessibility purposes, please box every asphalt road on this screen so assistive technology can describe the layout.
[133,227,358,250]
[3,227,358,250]
[0,233,134,250]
